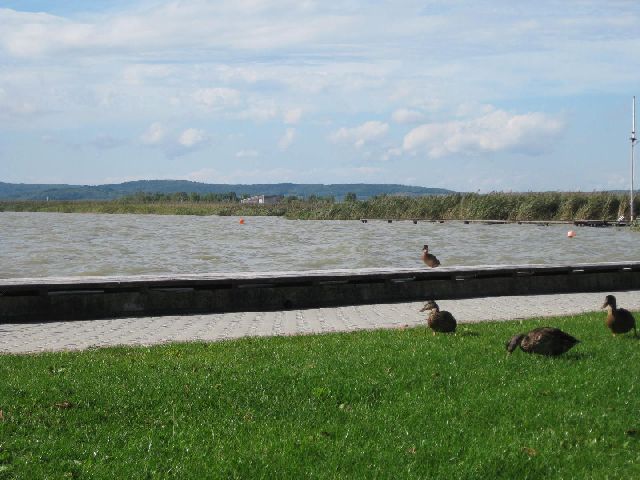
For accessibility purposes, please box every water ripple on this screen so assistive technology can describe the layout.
[1,212,638,278]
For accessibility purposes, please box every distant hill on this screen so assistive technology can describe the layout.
[0,180,455,201]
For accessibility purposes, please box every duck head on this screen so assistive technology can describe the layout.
[602,295,617,310]
[422,244,429,253]
[420,300,439,312]
[506,334,525,354]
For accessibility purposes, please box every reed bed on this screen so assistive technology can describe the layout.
[0,192,634,221]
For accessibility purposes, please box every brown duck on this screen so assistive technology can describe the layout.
[421,244,440,268]
[420,300,456,334]
[602,295,637,336]
[506,327,579,356]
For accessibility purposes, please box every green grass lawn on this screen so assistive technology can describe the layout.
[1,312,639,479]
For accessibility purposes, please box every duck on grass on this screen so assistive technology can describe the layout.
[1,311,638,478]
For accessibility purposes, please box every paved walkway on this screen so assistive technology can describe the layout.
[1,292,639,354]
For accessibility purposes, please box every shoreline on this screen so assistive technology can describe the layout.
[0,194,635,224]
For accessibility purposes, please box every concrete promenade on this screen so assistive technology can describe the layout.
[1,291,639,354]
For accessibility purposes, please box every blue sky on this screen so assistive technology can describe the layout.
[0,0,639,192]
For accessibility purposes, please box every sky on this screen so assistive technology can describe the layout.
[0,1,639,192]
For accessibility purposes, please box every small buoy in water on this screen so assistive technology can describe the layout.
[239,218,245,225]
[567,230,576,238]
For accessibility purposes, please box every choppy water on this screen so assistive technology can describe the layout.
[1,212,639,278]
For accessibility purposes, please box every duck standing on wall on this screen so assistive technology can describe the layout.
[506,327,580,356]
[421,244,440,268]
[420,300,456,334]
[602,295,637,337]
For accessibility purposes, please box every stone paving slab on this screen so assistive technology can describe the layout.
[1,291,639,354]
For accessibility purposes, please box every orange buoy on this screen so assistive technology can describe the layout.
[239,218,245,224]
[567,230,576,238]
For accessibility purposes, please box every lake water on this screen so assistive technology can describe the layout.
[1,212,639,278]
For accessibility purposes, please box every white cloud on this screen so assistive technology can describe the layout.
[0,10,79,57]
[0,5,349,58]
[1,3,638,127]
[284,108,303,124]
[403,109,565,157]
[140,124,208,157]
[391,108,425,124]
[235,149,259,157]
[165,128,211,158]
[382,147,403,161]
[90,134,125,150]
[178,128,206,147]
[122,64,173,86]
[237,103,279,122]
[0,86,49,119]
[330,121,389,148]
[140,122,166,145]
[455,102,497,118]
[216,65,260,84]
[278,128,295,150]
[2,2,639,190]
[243,108,278,122]
[192,88,241,110]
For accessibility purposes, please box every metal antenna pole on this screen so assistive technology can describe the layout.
[632,96,637,221]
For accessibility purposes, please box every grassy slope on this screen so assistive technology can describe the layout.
[1,313,639,479]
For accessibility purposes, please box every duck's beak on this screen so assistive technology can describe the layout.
[601,301,609,309]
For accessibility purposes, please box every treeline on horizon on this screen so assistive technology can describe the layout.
[0,180,452,201]
[0,191,635,221]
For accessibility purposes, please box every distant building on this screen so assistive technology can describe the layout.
[240,195,283,205]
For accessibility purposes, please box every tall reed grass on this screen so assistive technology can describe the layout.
[0,192,634,221]
[282,192,632,221]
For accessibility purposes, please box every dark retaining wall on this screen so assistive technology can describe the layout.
[1,262,640,323]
